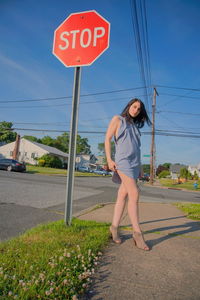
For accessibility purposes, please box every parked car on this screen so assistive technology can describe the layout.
[138,173,150,182]
[0,159,26,172]
[77,166,90,173]
[93,169,109,176]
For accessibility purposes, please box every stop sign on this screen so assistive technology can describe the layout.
[53,10,110,67]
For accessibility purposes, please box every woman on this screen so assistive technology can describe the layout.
[105,98,151,251]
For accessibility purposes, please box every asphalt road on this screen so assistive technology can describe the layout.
[0,170,200,241]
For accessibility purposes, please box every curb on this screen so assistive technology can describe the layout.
[73,202,115,218]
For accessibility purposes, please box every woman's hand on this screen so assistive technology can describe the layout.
[108,160,117,172]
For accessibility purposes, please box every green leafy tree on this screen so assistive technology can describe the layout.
[142,164,150,174]
[193,171,199,180]
[40,136,55,147]
[180,167,189,179]
[76,135,91,154]
[0,121,17,143]
[98,141,115,162]
[162,163,171,170]
[23,135,39,142]
[156,165,168,176]
[38,154,63,168]
[158,170,170,179]
[55,132,69,152]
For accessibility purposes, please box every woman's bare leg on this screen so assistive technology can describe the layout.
[117,170,141,233]
[112,182,128,227]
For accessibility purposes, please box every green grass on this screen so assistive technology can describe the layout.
[159,178,200,191]
[0,218,110,299]
[173,202,200,220]
[26,165,106,177]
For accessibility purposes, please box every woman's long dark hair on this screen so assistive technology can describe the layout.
[121,98,151,128]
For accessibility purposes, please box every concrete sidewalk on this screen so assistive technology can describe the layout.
[78,202,200,300]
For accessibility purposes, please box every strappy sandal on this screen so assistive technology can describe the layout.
[109,225,122,244]
[133,231,150,251]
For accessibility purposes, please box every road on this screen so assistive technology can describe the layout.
[0,170,200,241]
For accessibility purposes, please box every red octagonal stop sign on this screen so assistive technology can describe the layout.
[53,10,110,67]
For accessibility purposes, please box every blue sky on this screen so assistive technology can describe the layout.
[0,0,200,166]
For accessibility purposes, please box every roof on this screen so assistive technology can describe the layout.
[170,164,187,173]
[23,138,68,158]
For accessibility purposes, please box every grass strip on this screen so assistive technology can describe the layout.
[173,202,200,220]
[0,218,110,299]
[26,165,109,177]
[159,179,200,191]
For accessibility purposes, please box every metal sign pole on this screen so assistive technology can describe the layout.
[65,66,82,225]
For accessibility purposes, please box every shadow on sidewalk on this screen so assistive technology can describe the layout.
[121,215,200,249]
[80,252,113,300]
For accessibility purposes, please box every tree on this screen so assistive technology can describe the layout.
[162,163,171,170]
[76,135,91,154]
[40,136,55,147]
[23,132,91,155]
[55,132,69,152]
[180,167,189,179]
[193,171,199,180]
[142,164,150,174]
[98,141,115,162]
[0,121,17,144]
[156,165,168,176]
[23,135,39,142]
[38,154,63,168]
[158,170,170,179]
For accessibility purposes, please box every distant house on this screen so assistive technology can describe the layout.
[76,154,97,170]
[0,138,68,165]
[95,155,105,166]
[170,164,187,179]
[188,163,200,177]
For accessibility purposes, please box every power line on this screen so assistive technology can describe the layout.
[156,85,200,92]
[129,0,152,112]
[2,127,200,139]
[0,94,151,109]
[157,110,200,116]
[0,86,146,104]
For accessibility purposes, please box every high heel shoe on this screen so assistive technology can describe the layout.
[133,231,150,251]
[109,225,122,244]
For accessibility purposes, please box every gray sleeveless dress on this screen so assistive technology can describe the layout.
[112,115,141,184]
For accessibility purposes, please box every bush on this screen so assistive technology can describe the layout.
[193,171,199,180]
[39,154,63,168]
[158,170,170,179]
[38,159,45,167]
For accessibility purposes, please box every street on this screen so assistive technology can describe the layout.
[0,170,200,241]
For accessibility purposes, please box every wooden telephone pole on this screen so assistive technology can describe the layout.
[13,134,20,160]
[150,87,158,185]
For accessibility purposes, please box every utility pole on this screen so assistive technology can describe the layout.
[13,134,20,160]
[150,87,158,185]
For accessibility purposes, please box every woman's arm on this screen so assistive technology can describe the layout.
[104,116,120,171]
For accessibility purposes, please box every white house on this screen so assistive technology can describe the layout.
[170,164,187,179]
[188,164,200,177]
[0,138,68,165]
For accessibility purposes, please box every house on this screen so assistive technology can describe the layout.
[75,154,97,170]
[0,138,68,165]
[95,155,106,166]
[170,164,187,179]
[188,163,200,177]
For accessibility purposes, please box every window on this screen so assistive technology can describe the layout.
[10,151,13,156]
[31,153,36,158]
